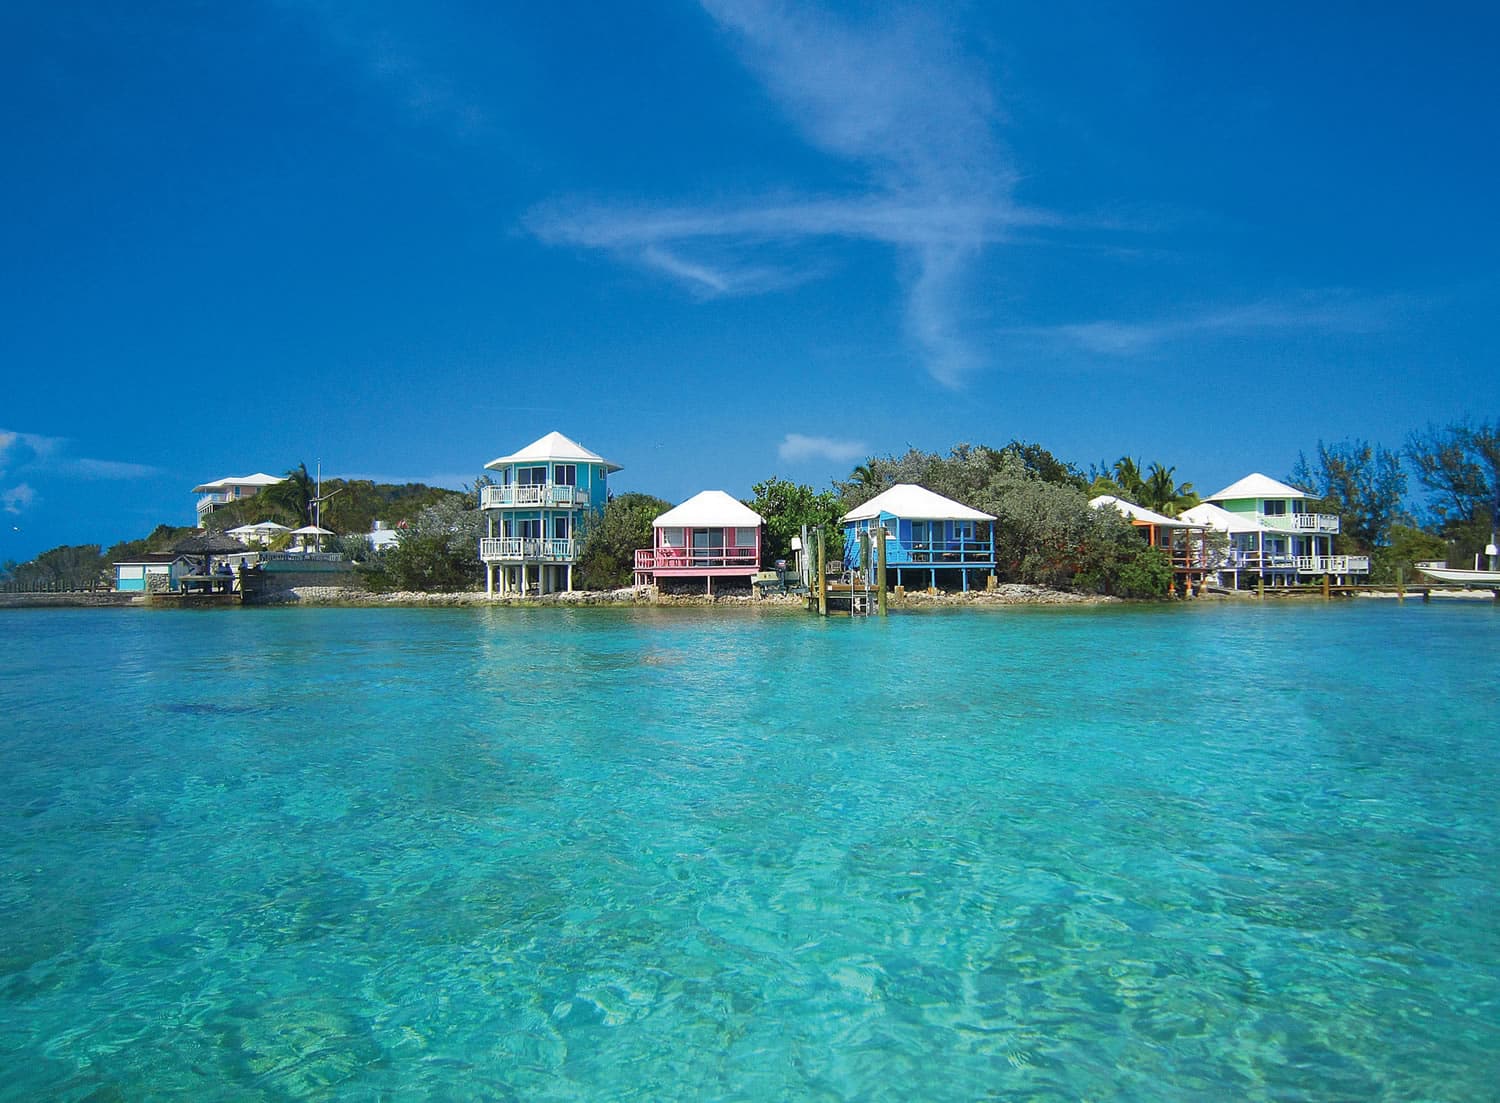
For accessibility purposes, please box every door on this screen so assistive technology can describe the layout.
[692,527,723,566]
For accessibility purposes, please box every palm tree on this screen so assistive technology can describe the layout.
[850,462,882,491]
[1112,457,1148,502]
[1142,463,1198,516]
[256,463,315,528]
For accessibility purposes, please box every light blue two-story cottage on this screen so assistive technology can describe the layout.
[479,431,619,596]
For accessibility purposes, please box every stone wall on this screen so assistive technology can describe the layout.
[0,591,144,609]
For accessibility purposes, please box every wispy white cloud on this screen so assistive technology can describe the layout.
[0,428,161,494]
[2,484,36,515]
[778,433,867,464]
[528,1,1028,388]
[1008,294,1400,357]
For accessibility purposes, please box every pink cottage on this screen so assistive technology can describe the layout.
[634,491,764,594]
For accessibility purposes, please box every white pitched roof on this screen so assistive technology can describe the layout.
[842,483,995,523]
[485,431,621,473]
[192,472,285,493]
[653,490,763,528]
[1090,495,1198,529]
[1180,502,1262,534]
[1206,472,1308,502]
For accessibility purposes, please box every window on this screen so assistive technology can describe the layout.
[518,518,542,539]
[734,527,757,548]
[517,466,548,486]
[953,521,974,542]
[553,464,576,486]
[553,515,570,540]
[1262,499,1287,516]
[911,521,930,545]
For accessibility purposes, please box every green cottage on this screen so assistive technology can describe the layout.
[1182,472,1370,589]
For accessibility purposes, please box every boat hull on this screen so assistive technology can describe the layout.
[1416,566,1500,585]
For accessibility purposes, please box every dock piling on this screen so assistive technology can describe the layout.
[816,529,827,617]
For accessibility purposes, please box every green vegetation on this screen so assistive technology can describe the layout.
[360,489,484,592]
[1290,440,1406,552]
[1404,420,1500,567]
[747,477,844,564]
[202,463,464,536]
[575,493,673,590]
[1089,457,1199,516]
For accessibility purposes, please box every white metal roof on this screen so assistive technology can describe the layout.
[842,483,995,523]
[485,431,621,473]
[653,490,763,528]
[1179,502,1262,534]
[192,472,285,493]
[1206,472,1308,503]
[1090,495,1199,529]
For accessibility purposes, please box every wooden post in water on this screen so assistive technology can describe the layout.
[876,526,888,617]
[1322,573,1331,601]
[816,529,828,617]
[1257,576,1265,600]
[1397,567,1405,602]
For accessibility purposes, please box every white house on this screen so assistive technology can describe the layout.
[192,473,284,526]
[1180,473,1370,588]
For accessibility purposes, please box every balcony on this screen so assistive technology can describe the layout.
[196,492,232,514]
[635,547,760,574]
[1295,555,1371,575]
[1261,512,1340,534]
[481,484,589,510]
[479,537,576,563]
[847,538,995,568]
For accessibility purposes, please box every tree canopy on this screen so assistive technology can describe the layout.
[1289,439,1406,551]
[576,493,673,590]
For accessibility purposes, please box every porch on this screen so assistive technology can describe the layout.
[1262,512,1341,534]
[479,537,576,563]
[480,484,589,509]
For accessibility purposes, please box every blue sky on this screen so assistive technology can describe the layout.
[3,2,1497,562]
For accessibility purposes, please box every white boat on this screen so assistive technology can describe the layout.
[1415,561,1500,586]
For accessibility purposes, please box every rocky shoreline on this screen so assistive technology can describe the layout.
[251,582,1120,608]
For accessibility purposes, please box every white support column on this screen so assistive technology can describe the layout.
[486,563,493,597]
[566,564,573,592]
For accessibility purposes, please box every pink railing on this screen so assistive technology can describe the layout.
[635,548,759,571]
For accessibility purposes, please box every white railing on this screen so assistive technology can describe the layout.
[196,493,231,513]
[480,484,589,509]
[479,537,576,562]
[1295,555,1371,575]
[1261,512,1340,534]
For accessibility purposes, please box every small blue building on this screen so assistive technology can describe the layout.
[114,553,193,593]
[842,483,997,592]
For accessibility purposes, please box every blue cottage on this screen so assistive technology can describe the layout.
[842,483,997,592]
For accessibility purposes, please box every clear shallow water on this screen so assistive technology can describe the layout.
[1,602,1497,1101]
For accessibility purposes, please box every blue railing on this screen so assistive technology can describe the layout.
[844,537,994,568]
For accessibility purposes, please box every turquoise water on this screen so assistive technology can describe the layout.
[1,602,1497,1101]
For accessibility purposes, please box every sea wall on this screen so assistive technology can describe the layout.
[0,591,145,609]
